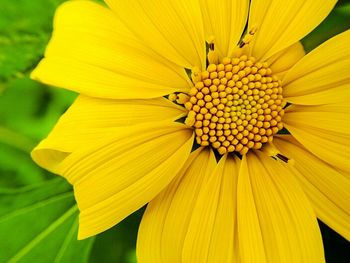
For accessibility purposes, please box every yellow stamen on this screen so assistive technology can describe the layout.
[208,50,219,65]
[168,93,177,102]
[262,142,294,164]
[240,26,258,48]
[207,37,219,65]
[191,67,202,83]
[176,93,189,104]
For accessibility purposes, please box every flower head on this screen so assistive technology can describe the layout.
[31,0,350,262]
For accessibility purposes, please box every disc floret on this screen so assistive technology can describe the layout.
[183,55,284,155]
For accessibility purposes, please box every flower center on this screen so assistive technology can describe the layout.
[183,55,284,155]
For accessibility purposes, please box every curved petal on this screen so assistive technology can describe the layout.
[137,148,217,263]
[182,155,240,263]
[31,0,191,99]
[267,42,305,80]
[284,103,350,172]
[54,122,194,239]
[31,96,185,172]
[238,152,325,262]
[105,0,206,69]
[200,0,249,58]
[274,136,350,241]
[283,30,350,105]
[248,0,336,61]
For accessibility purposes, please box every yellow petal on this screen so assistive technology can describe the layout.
[137,148,217,263]
[284,104,350,172]
[274,136,350,241]
[55,122,194,239]
[267,42,305,80]
[105,0,206,69]
[31,0,190,99]
[248,0,336,60]
[284,104,350,134]
[238,152,325,262]
[31,96,185,172]
[182,155,240,263]
[237,155,266,263]
[200,0,249,58]
[283,30,350,105]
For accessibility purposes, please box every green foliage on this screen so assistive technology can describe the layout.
[0,0,76,187]
[0,0,66,83]
[89,210,143,263]
[301,4,350,52]
[0,77,76,141]
[0,142,47,188]
[0,72,76,188]
[0,178,94,263]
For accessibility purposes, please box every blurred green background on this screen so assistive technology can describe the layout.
[0,0,349,262]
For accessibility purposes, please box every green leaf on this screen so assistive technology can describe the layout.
[0,126,40,188]
[337,3,350,15]
[0,77,75,187]
[336,0,350,7]
[0,77,76,141]
[301,5,350,52]
[0,178,95,263]
[0,141,49,188]
[0,0,67,83]
[89,209,143,263]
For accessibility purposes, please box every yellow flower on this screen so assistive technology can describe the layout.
[31,0,350,261]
